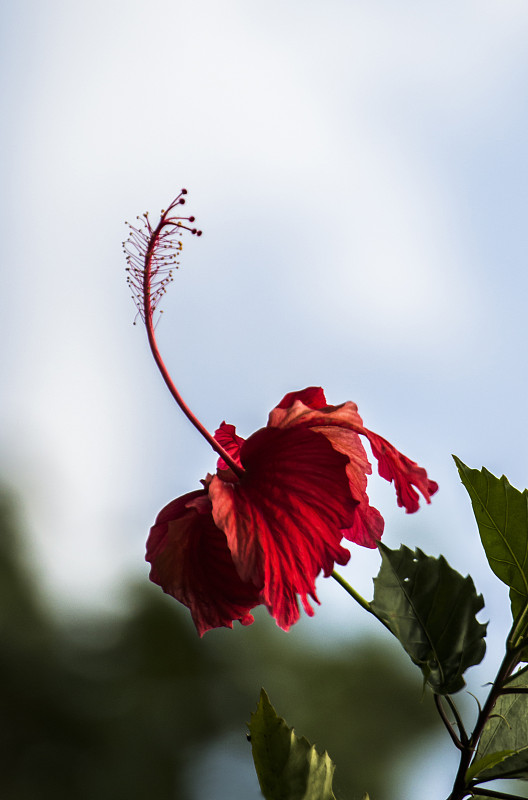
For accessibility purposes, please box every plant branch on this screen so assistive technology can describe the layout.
[446,641,522,800]
[331,571,372,614]
[445,695,469,746]
[507,601,528,652]
[434,694,464,750]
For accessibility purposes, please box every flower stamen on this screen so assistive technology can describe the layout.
[124,189,202,324]
[123,190,244,479]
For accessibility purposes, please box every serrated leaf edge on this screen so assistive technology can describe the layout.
[249,689,337,800]
[455,458,528,603]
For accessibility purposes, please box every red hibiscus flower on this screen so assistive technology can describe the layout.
[125,192,438,636]
[146,386,437,635]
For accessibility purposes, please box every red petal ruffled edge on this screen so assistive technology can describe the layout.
[208,425,355,631]
[268,387,438,518]
[362,428,439,513]
[146,489,261,636]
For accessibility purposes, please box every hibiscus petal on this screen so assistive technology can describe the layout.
[146,490,261,636]
[208,426,356,631]
[214,422,244,471]
[309,425,383,547]
[276,386,327,411]
[362,429,439,513]
[268,392,363,430]
[340,496,384,548]
[268,390,438,516]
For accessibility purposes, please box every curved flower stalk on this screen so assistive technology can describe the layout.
[124,191,438,636]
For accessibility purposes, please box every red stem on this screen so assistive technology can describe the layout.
[143,214,245,480]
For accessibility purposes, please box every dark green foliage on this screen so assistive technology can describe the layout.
[371,543,487,694]
[455,457,528,623]
[470,666,528,783]
[249,689,336,800]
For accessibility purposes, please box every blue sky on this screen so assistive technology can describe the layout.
[2,2,528,794]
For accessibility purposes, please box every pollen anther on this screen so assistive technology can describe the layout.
[123,189,202,324]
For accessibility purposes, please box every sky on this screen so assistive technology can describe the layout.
[2,1,528,796]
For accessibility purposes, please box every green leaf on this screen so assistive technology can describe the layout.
[471,666,528,781]
[454,457,528,622]
[465,749,515,782]
[371,543,487,695]
[248,689,337,800]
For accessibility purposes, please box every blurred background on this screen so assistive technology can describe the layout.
[2,1,528,797]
